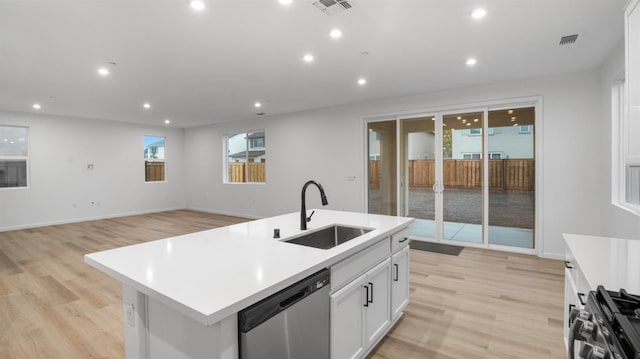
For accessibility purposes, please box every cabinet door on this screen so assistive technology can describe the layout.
[364,259,391,348]
[331,274,366,359]
[391,246,410,321]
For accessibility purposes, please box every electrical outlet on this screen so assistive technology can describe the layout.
[125,303,135,327]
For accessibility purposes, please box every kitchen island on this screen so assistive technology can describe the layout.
[85,209,413,359]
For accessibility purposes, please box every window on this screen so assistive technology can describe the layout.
[612,79,640,213]
[226,130,266,183]
[0,126,28,188]
[144,136,165,182]
[468,128,494,136]
[462,153,481,159]
[489,152,502,159]
[519,125,532,134]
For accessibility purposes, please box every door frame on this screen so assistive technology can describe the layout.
[362,96,544,257]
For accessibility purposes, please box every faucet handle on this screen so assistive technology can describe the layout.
[306,210,315,222]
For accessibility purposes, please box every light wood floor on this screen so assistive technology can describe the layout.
[0,210,566,358]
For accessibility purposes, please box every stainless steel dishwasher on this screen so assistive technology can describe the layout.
[238,268,330,359]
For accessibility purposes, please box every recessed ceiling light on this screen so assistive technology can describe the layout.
[462,119,467,123]
[431,118,435,121]
[513,123,519,126]
[164,119,171,124]
[508,109,514,114]
[357,78,366,86]
[466,123,471,126]
[457,116,462,120]
[330,28,342,39]
[303,54,314,63]
[471,8,487,19]
[32,103,41,110]
[474,118,479,122]
[511,116,517,120]
[279,0,292,5]
[466,58,477,66]
[254,102,262,108]
[190,0,205,11]
[97,67,110,76]
[143,103,151,109]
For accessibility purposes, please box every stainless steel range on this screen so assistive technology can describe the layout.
[569,286,640,359]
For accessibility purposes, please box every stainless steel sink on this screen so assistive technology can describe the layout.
[284,225,372,250]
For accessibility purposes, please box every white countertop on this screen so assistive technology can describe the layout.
[85,209,413,325]
[564,233,640,293]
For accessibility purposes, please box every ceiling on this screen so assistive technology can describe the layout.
[0,0,627,128]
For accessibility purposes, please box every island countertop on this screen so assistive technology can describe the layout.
[85,209,413,325]
[564,233,640,293]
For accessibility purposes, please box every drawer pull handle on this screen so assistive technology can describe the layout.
[564,261,573,269]
[399,237,409,243]
[394,263,399,281]
[368,282,374,304]
[363,285,369,307]
[577,292,586,306]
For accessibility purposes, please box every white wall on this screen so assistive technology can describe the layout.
[599,43,640,239]
[0,111,186,230]
[184,70,606,258]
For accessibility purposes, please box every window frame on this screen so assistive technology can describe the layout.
[612,79,640,215]
[0,125,29,190]
[224,130,266,184]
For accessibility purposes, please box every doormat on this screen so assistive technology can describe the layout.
[409,241,463,256]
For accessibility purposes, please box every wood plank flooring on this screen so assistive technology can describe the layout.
[0,210,566,358]
[369,246,566,359]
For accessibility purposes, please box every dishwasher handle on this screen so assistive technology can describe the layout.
[280,289,307,308]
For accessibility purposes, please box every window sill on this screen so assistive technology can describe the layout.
[612,201,640,217]
[223,182,266,185]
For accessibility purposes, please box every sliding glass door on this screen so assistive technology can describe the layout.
[441,111,485,244]
[366,104,536,252]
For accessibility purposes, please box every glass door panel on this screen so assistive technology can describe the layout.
[367,120,397,216]
[487,107,535,249]
[400,116,437,238]
[442,112,484,244]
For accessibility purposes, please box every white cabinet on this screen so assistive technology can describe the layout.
[391,245,410,321]
[331,273,367,359]
[364,259,391,348]
[331,259,391,359]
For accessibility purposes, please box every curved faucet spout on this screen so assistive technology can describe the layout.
[301,180,329,230]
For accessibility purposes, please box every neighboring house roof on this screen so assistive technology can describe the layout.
[229,150,265,159]
[145,140,165,148]
[246,132,264,140]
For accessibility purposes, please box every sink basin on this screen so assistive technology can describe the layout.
[285,225,372,250]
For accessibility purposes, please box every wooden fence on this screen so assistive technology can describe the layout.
[145,161,165,182]
[370,159,534,191]
[228,162,266,183]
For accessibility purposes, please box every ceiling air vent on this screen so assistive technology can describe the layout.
[559,34,579,46]
[311,0,353,15]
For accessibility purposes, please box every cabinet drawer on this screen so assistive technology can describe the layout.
[391,228,410,253]
[331,238,390,292]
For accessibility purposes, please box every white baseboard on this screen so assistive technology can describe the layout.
[0,206,186,232]
[540,251,565,260]
[185,206,263,220]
